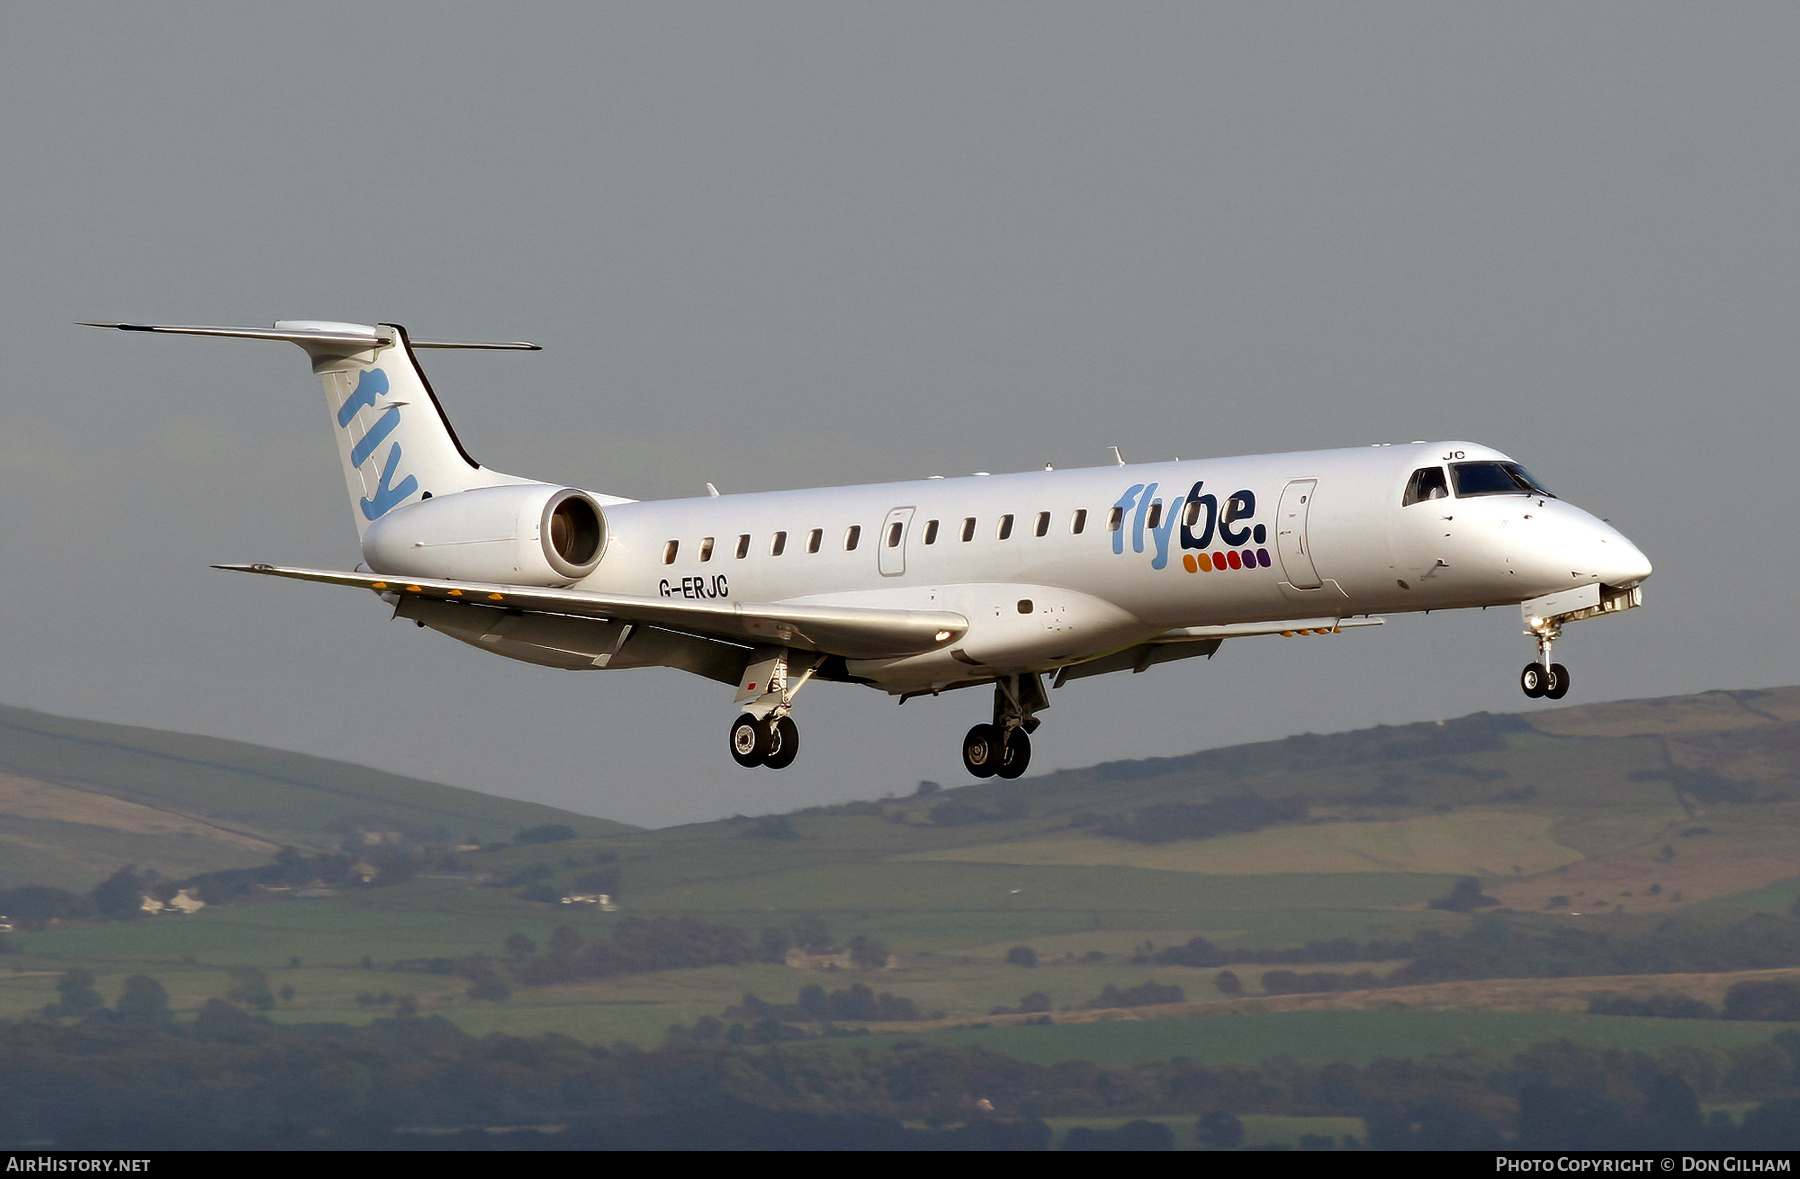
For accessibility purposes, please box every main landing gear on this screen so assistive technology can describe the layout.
[962,673,1048,780]
[730,712,798,769]
[728,648,817,770]
[1520,621,1569,700]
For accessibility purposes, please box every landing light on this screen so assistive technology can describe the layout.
[935,630,953,642]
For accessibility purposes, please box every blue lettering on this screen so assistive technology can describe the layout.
[349,405,402,469]
[1149,488,1184,570]
[1111,485,1144,555]
[336,369,390,427]
[1131,482,1159,555]
[359,443,419,521]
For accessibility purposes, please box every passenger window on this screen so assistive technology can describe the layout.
[1146,501,1163,529]
[807,528,822,554]
[771,531,787,556]
[1034,511,1050,537]
[997,514,1014,540]
[923,519,939,544]
[886,521,903,548]
[662,540,679,565]
[1183,499,1203,527]
[1071,508,1087,534]
[844,525,861,551]
[1108,506,1124,532]
[699,537,715,562]
[735,534,750,559]
[1403,467,1449,506]
[961,517,976,542]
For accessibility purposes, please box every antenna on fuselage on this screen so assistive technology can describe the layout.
[1108,446,1126,466]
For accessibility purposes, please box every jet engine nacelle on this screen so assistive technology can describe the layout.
[361,484,606,586]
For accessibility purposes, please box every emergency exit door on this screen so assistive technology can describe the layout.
[1275,479,1322,589]
[878,506,915,576]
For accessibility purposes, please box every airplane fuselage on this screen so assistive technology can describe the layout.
[581,440,1648,694]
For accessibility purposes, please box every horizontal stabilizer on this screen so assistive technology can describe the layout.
[216,564,969,660]
[80,321,540,350]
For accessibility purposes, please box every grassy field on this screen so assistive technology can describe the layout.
[898,809,1586,876]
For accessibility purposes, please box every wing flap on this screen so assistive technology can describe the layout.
[217,564,968,659]
[1152,616,1384,641]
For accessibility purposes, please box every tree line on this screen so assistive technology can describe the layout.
[1117,899,1800,996]
[4,992,1797,1149]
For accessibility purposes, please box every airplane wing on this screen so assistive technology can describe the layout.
[216,564,968,660]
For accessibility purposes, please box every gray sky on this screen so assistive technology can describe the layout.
[3,4,1795,828]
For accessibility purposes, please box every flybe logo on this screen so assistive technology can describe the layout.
[337,369,418,521]
[1113,481,1273,574]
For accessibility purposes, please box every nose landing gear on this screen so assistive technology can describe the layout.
[1519,660,1568,699]
[962,674,1046,780]
[1520,622,1569,700]
[1515,583,1644,702]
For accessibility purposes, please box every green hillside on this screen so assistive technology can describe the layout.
[2,686,1798,1060]
[0,704,637,889]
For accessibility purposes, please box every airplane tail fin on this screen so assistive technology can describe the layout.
[84,320,544,537]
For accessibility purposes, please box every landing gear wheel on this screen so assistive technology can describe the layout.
[1544,663,1570,700]
[764,716,800,769]
[1520,663,1547,699]
[729,713,765,767]
[962,723,1001,778]
[995,728,1031,779]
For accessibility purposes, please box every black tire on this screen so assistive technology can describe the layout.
[764,715,800,769]
[1544,663,1570,700]
[1520,663,1547,698]
[962,723,1001,778]
[729,713,764,767]
[995,728,1031,779]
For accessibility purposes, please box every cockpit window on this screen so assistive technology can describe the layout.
[1450,461,1555,499]
[1402,466,1449,506]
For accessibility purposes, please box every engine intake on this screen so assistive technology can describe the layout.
[361,485,606,586]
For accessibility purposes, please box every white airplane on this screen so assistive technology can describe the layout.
[88,320,1652,778]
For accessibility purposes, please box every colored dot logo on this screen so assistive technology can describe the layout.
[1182,548,1272,573]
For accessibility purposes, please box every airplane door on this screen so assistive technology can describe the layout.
[879,507,915,577]
[1275,479,1323,589]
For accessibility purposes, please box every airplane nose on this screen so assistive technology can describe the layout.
[1593,529,1651,587]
